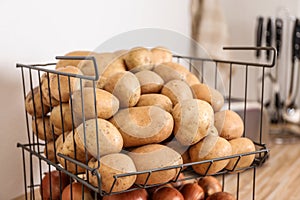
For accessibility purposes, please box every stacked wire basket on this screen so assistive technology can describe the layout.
[17,46,275,200]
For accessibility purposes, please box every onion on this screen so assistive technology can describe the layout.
[171,173,186,188]
[180,183,204,200]
[147,184,173,199]
[62,182,93,200]
[206,192,236,200]
[198,176,222,197]
[40,170,69,200]
[152,186,184,200]
[102,188,148,200]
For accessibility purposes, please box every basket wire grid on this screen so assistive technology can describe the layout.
[16,46,276,200]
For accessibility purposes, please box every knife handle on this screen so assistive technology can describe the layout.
[275,18,283,57]
[292,18,300,61]
[266,18,273,61]
[256,16,264,58]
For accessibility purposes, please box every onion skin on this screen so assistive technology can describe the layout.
[102,188,148,200]
[171,173,186,188]
[206,192,236,200]
[180,183,205,200]
[198,176,222,197]
[62,182,93,200]
[152,186,184,200]
[40,170,69,200]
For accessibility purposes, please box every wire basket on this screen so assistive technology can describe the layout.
[16,46,275,200]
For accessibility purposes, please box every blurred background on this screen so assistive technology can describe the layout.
[1,0,300,199]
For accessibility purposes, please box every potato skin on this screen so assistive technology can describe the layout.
[153,62,186,83]
[32,116,56,142]
[135,70,164,94]
[153,61,199,85]
[189,135,232,175]
[124,47,153,72]
[151,46,173,66]
[88,154,137,193]
[109,106,173,147]
[226,137,255,170]
[50,103,73,135]
[43,141,57,163]
[172,99,214,146]
[104,71,141,108]
[56,132,90,174]
[74,118,123,158]
[214,110,244,140]
[55,50,93,69]
[161,79,193,106]
[40,73,60,107]
[136,94,173,113]
[191,83,224,112]
[128,144,183,185]
[71,87,119,126]
[25,86,50,117]
[49,66,83,102]
[78,52,127,89]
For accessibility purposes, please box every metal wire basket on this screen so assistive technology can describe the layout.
[16,46,275,200]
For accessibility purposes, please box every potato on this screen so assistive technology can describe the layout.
[56,132,90,174]
[191,83,224,112]
[25,86,50,117]
[189,134,232,175]
[214,110,244,140]
[172,99,214,146]
[78,52,111,77]
[153,62,185,83]
[109,106,173,147]
[88,154,137,193]
[55,50,93,69]
[153,62,200,86]
[161,79,193,106]
[135,70,164,94]
[226,137,256,170]
[185,71,201,86]
[151,46,173,66]
[74,118,123,158]
[71,87,119,125]
[49,66,83,102]
[128,144,183,185]
[98,54,127,88]
[50,103,73,135]
[78,52,127,88]
[104,71,141,108]
[40,73,60,107]
[165,139,190,170]
[124,47,153,72]
[136,94,172,113]
[43,141,57,163]
[32,116,56,142]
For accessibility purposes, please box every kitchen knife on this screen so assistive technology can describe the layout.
[286,18,300,107]
[273,18,283,122]
[275,18,283,58]
[266,17,273,61]
[255,16,264,58]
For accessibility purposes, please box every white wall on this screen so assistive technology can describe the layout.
[220,0,300,100]
[0,1,190,199]
[2,0,300,199]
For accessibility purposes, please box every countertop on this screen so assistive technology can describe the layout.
[224,131,300,200]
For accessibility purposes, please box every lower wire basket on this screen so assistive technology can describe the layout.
[17,141,269,197]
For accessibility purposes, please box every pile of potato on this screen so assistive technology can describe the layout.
[25,46,256,194]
